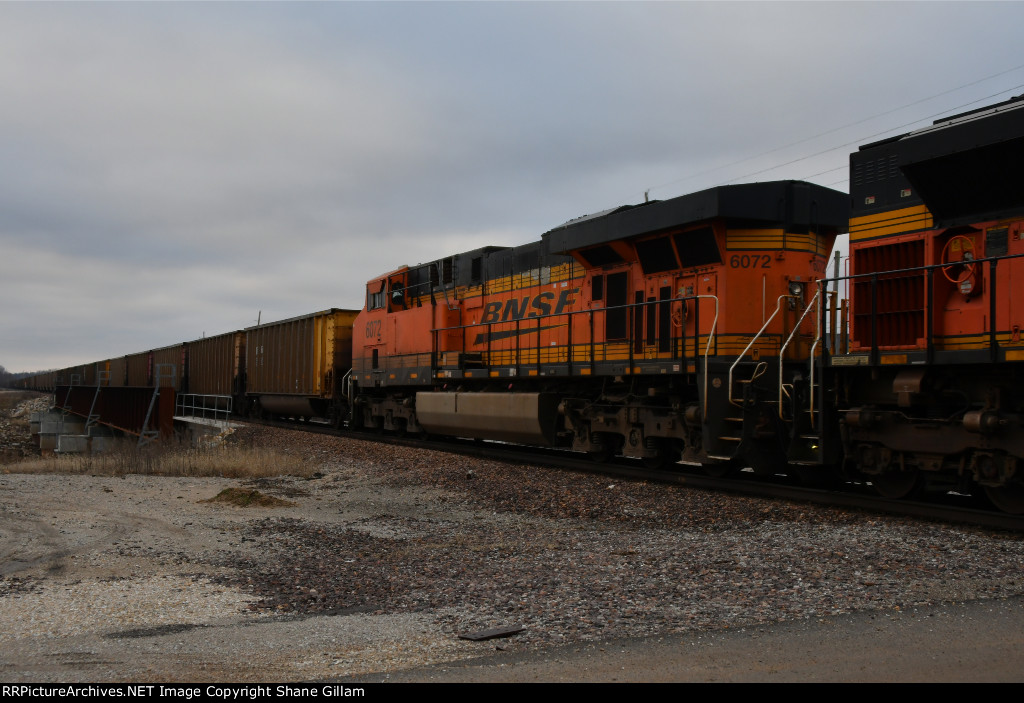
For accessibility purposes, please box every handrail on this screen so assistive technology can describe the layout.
[694,295,719,419]
[433,261,459,312]
[429,293,715,363]
[728,295,794,407]
[821,249,1023,364]
[342,368,353,402]
[778,288,821,418]
[807,287,823,428]
[174,394,233,423]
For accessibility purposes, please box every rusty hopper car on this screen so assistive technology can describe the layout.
[119,344,184,389]
[245,308,358,421]
[125,350,151,387]
[59,362,98,388]
[185,330,245,398]
[104,357,127,387]
[152,344,185,390]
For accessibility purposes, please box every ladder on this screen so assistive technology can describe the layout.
[138,364,176,448]
[85,370,109,432]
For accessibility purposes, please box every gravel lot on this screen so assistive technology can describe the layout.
[2,399,1024,681]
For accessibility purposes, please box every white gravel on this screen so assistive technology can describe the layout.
[1,418,1023,682]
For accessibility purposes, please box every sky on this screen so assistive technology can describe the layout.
[3,1,1024,373]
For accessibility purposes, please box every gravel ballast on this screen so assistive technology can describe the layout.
[2,418,1023,681]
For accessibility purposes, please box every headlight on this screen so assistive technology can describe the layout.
[788,281,804,297]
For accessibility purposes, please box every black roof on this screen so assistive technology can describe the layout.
[543,181,849,254]
[854,95,1024,225]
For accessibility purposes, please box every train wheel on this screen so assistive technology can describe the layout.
[642,441,673,470]
[588,432,618,463]
[871,469,922,500]
[984,483,1024,514]
[729,437,790,478]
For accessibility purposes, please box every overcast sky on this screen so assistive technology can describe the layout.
[4,1,1024,373]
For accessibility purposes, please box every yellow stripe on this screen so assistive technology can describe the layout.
[726,229,830,255]
[454,262,586,300]
[850,205,933,241]
[853,204,930,226]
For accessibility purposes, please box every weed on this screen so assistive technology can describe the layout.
[5,438,316,479]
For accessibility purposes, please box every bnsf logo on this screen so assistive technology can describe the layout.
[480,288,579,324]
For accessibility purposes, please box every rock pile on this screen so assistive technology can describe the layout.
[0,392,50,463]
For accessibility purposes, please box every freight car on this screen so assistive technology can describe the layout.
[243,308,358,423]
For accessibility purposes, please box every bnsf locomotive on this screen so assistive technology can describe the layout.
[350,180,846,482]
[23,95,1024,512]
[836,95,1024,512]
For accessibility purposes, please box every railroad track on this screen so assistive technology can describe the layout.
[243,416,1024,532]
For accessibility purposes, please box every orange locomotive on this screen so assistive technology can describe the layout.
[352,181,848,471]
[832,94,1024,511]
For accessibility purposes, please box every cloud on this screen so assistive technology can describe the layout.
[2,1,1024,372]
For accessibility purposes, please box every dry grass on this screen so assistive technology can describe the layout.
[4,439,316,479]
[0,390,41,411]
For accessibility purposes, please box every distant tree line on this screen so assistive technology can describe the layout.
[0,365,37,389]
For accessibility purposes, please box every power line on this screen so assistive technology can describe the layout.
[782,84,1024,187]
[714,83,1024,188]
[641,63,1024,199]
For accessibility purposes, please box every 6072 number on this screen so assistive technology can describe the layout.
[729,254,771,269]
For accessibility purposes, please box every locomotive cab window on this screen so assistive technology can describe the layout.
[673,226,721,267]
[389,278,406,310]
[431,257,456,288]
[368,281,386,310]
[635,236,680,274]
